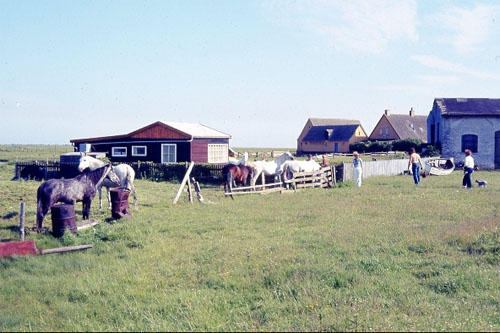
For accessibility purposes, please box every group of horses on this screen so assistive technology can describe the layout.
[36,155,137,232]
[36,151,322,231]
[222,152,323,197]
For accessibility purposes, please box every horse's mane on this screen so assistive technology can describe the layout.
[76,165,109,185]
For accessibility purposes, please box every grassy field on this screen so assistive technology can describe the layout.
[0,145,499,331]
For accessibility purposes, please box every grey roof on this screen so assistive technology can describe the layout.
[435,98,500,116]
[309,118,361,126]
[386,114,427,142]
[303,125,360,142]
[164,122,231,139]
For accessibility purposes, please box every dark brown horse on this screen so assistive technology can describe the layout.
[36,164,119,232]
[222,164,254,199]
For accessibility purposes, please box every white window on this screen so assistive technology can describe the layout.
[208,144,228,163]
[161,144,176,163]
[112,147,127,157]
[379,129,383,135]
[132,146,147,157]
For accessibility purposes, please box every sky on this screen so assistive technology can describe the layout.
[1,0,499,148]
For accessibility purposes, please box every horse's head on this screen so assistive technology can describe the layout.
[77,155,91,172]
[284,151,294,161]
[106,165,121,186]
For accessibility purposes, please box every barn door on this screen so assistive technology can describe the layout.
[495,131,500,169]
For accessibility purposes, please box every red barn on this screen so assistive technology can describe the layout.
[70,121,231,164]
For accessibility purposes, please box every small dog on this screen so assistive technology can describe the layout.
[475,179,488,187]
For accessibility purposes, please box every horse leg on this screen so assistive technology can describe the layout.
[98,185,103,210]
[250,171,259,188]
[106,186,112,209]
[82,198,91,220]
[226,172,234,200]
[36,201,50,233]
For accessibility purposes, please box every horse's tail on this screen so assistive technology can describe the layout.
[36,184,45,232]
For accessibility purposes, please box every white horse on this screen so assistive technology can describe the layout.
[228,152,249,166]
[250,152,294,186]
[282,159,321,181]
[77,154,137,210]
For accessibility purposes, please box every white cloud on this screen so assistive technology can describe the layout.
[263,0,418,53]
[433,4,499,54]
[411,54,500,80]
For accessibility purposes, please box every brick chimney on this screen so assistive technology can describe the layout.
[409,107,415,117]
[384,109,391,116]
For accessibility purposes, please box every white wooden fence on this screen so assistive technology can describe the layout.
[342,158,433,181]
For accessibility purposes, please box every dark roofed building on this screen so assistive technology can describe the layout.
[369,108,427,142]
[297,118,368,154]
[70,121,231,164]
[428,98,500,169]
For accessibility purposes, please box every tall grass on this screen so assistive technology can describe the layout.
[0,146,499,331]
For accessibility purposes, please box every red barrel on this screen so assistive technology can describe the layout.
[51,204,76,237]
[110,189,132,219]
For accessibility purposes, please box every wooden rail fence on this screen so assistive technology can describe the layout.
[224,166,336,197]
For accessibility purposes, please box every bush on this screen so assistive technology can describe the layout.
[392,138,424,153]
[350,139,427,154]
[350,141,370,153]
[421,145,440,157]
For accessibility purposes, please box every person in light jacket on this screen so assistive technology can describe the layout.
[462,149,474,189]
[353,151,363,187]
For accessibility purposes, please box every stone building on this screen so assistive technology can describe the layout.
[427,98,500,169]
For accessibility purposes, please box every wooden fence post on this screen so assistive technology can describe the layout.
[331,164,336,186]
[341,162,344,183]
[187,177,193,203]
[173,162,195,204]
[19,202,25,241]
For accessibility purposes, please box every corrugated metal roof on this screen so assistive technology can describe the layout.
[436,98,500,116]
[385,114,427,141]
[303,125,360,142]
[164,122,231,139]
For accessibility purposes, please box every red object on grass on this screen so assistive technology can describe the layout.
[0,240,38,257]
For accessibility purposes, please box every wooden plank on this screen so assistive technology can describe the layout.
[76,219,99,231]
[39,244,93,255]
[228,182,283,192]
[285,175,324,184]
[187,177,193,203]
[173,162,195,204]
[225,186,287,196]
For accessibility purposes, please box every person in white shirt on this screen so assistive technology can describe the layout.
[353,151,363,187]
[462,149,474,189]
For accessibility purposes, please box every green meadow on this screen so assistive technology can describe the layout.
[0,145,499,331]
